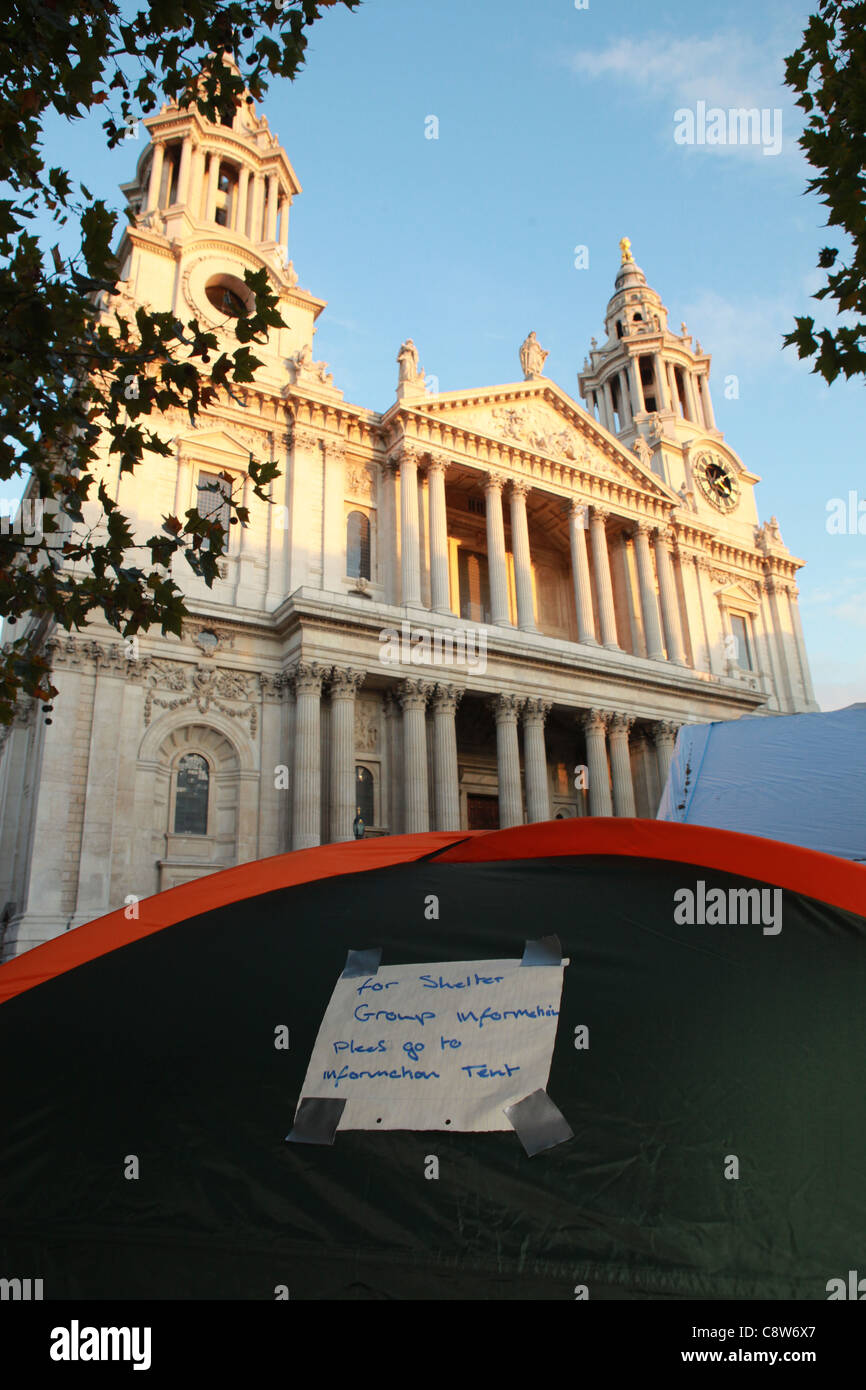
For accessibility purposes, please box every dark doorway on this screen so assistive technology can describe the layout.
[467,794,499,830]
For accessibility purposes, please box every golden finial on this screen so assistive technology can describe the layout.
[619,236,634,264]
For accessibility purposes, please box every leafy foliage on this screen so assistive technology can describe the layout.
[0,0,358,724]
[783,0,866,382]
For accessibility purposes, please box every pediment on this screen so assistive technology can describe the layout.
[415,382,675,501]
[175,429,254,467]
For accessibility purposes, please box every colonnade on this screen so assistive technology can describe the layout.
[288,662,681,849]
[395,447,687,665]
[144,129,291,252]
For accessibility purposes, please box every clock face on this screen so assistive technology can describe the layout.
[694,452,740,512]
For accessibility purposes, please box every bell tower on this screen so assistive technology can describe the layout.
[578,238,721,454]
[112,55,329,384]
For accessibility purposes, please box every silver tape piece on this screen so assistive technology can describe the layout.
[520,933,562,967]
[341,946,383,979]
[286,1097,347,1146]
[504,1089,574,1157]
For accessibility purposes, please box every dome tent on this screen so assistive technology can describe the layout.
[0,818,864,1301]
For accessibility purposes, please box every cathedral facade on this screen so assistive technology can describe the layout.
[0,82,817,959]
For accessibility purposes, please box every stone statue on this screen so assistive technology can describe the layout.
[633,435,652,465]
[397,339,422,384]
[680,321,688,337]
[519,331,549,379]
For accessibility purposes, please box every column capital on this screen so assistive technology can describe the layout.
[292,661,328,695]
[609,712,634,737]
[590,505,610,525]
[427,452,449,476]
[510,477,532,500]
[489,692,524,723]
[484,470,507,495]
[322,437,345,463]
[400,442,422,466]
[653,524,675,548]
[522,697,552,725]
[653,719,681,744]
[633,518,654,540]
[568,499,589,528]
[294,428,321,452]
[397,677,434,711]
[581,707,610,736]
[431,683,464,714]
[329,667,365,698]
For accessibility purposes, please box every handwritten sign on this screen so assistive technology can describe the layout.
[295,957,567,1133]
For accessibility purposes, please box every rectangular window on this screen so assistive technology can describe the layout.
[197,470,232,553]
[730,614,754,670]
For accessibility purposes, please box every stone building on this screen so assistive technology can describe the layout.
[0,80,817,959]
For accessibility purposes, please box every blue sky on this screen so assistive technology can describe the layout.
[33,0,864,707]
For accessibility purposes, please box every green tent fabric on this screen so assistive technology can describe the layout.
[1,818,864,1300]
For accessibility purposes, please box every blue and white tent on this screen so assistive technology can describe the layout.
[657,705,866,863]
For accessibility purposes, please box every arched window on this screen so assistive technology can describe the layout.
[346,510,371,580]
[615,320,624,338]
[355,766,374,825]
[173,753,210,835]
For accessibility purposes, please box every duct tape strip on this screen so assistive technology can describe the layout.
[521,934,562,967]
[286,1097,347,1146]
[504,1089,574,1157]
[341,946,383,978]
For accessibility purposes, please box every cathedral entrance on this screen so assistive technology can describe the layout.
[466,794,499,830]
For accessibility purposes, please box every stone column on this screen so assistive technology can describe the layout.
[683,370,701,426]
[589,507,620,649]
[251,172,265,242]
[653,720,680,795]
[280,198,290,255]
[484,471,511,626]
[653,527,687,664]
[177,135,193,206]
[492,694,524,828]
[399,445,421,605]
[188,145,205,217]
[431,684,463,831]
[266,174,279,242]
[608,713,636,817]
[667,362,680,415]
[765,576,794,710]
[146,141,165,211]
[291,662,327,850]
[329,668,365,843]
[382,459,399,605]
[510,480,537,632]
[628,355,644,414]
[522,698,552,823]
[619,369,633,427]
[601,382,616,432]
[654,353,671,411]
[205,151,220,223]
[567,502,598,644]
[633,521,665,660]
[787,584,818,709]
[398,679,433,832]
[427,454,451,613]
[236,166,250,236]
[700,372,717,429]
[581,709,612,817]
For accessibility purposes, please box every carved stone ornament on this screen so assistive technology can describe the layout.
[144,660,258,735]
[346,461,374,502]
[354,698,380,751]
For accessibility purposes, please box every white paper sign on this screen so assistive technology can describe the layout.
[296,958,567,1132]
